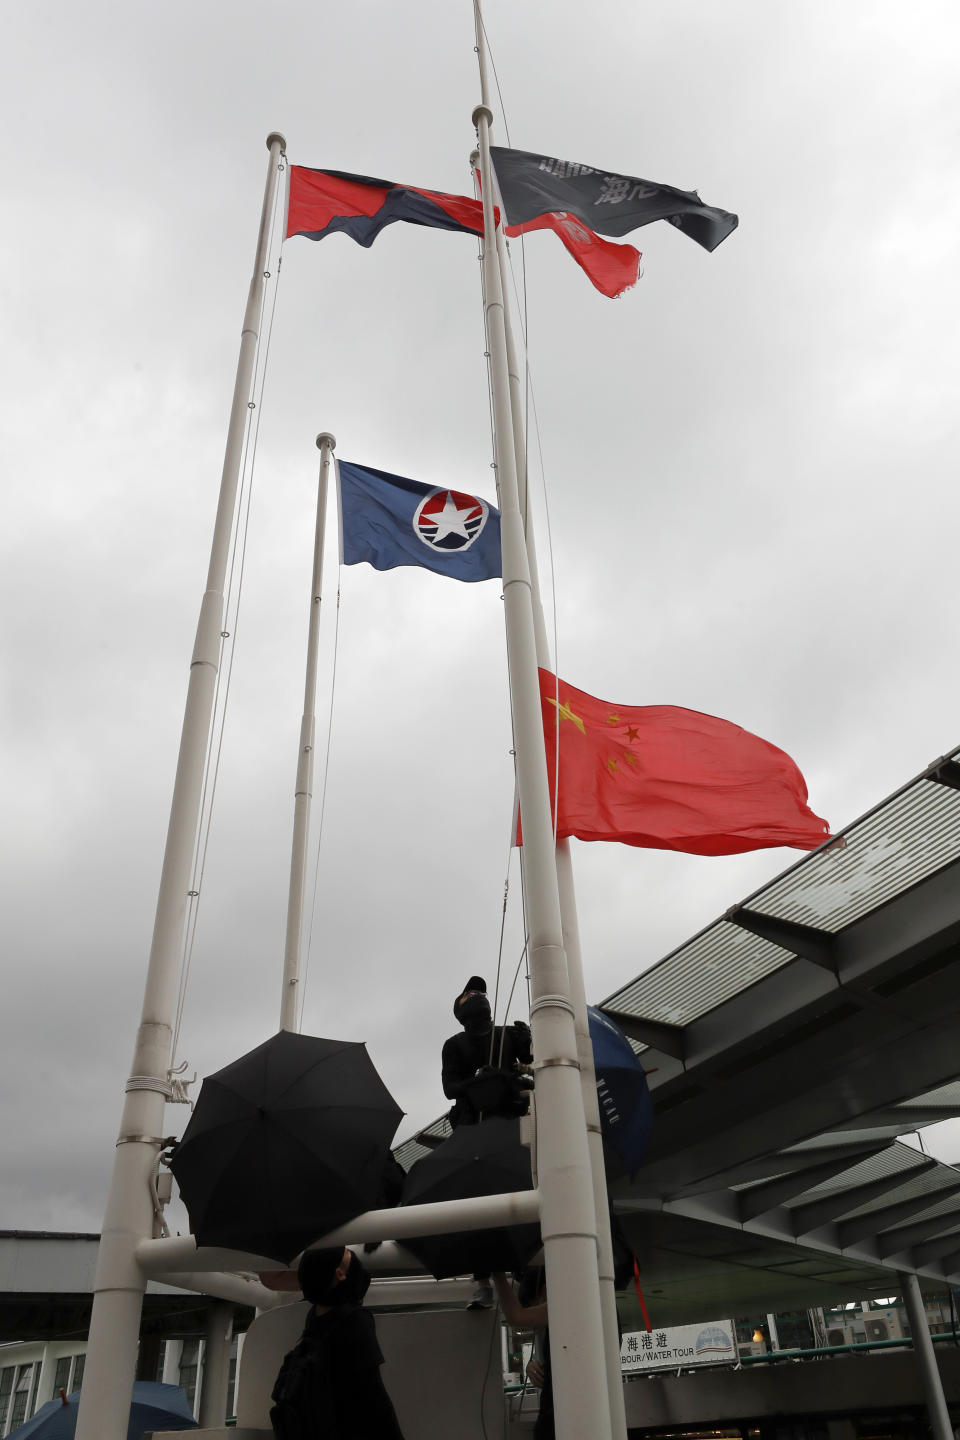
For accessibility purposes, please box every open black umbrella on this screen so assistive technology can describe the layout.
[170,1030,403,1263]
[399,1116,540,1278]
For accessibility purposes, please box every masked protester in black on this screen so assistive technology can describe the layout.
[270,1246,405,1439]
[441,976,533,1129]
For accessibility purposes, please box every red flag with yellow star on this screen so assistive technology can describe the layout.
[533,670,831,856]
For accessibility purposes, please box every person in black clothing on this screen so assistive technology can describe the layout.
[441,976,533,1308]
[494,1227,633,1440]
[270,1244,405,1439]
[441,976,533,1129]
[493,1269,552,1438]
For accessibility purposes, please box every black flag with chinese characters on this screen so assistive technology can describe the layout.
[491,146,737,253]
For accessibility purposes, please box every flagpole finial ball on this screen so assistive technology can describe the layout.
[266,132,287,154]
[316,433,337,451]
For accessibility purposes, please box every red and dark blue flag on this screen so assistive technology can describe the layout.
[286,165,491,248]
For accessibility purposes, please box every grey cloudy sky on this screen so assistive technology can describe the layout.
[2,0,959,1233]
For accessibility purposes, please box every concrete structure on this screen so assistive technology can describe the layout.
[618,1346,960,1434]
[6,1230,960,1435]
[0,1232,250,1434]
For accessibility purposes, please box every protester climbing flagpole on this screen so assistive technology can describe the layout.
[470,14,629,1433]
[75,133,287,1440]
[280,431,336,1031]
[472,35,612,1440]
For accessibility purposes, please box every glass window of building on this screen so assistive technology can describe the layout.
[0,1367,14,1436]
[9,1365,36,1431]
[226,1335,239,1418]
[52,1356,72,1401]
[71,1354,85,1390]
[179,1340,200,1410]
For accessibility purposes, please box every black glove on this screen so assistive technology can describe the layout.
[511,1019,532,1061]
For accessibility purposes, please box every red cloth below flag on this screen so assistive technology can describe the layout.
[529,670,831,856]
[473,168,641,299]
[503,212,641,299]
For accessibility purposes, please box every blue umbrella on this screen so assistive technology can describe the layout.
[7,1382,197,1440]
[588,1006,653,1176]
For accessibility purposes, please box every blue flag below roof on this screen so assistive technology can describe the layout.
[337,460,501,582]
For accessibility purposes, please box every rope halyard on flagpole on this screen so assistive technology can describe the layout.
[279,432,336,1032]
[76,133,288,1440]
[170,183,285,1060]
[168,155,288,1072]
[299,562,343,1033]
[472,4,613,1433]
[472,8,627,1434]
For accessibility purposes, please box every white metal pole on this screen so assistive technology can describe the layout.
[280,432,335,1030]
[197,1302,234,1429]
[898,1271,954,1440]
[487,195,628,1440]
[470,56,628,1440]
[472,18,612,1440]
[138,1186,543,1274]
[555,846,630,1438]
[75,132,287,1440]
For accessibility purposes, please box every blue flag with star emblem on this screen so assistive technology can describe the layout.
[337,460,501,582]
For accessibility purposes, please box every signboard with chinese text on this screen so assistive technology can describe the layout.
[620,1320,736,1373]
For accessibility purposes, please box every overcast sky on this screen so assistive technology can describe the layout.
[2,0,960,1234]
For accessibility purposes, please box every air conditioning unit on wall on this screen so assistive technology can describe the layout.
[865,1310,909,1343]
[826,1329,847,1347]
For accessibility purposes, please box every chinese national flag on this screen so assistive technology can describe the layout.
[533,670,831,856]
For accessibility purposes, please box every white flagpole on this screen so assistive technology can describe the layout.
[471,11,612,1438]
[478,161,630,1440]
[470,24,629,1437]
[280,431,336,1031]
[75,132,287,1440]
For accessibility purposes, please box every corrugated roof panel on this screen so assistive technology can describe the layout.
[875,1188,960,1230]
[393,1115,451,1172]
[604,922,795,1025]
[749,779,960,933]
[785,1133,891,1154]
[816,1125,924,1147]
[777,1140,921,1198]
[834,1166,960,1223]
[730,1171,793,1194]
[905,1080,960,1110]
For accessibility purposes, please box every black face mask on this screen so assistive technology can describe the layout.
[457,994,492,1036]
[327,1253,370,1307]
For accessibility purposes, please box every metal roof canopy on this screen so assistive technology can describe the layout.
[595,747,960,1318]
[398,747,960,1322]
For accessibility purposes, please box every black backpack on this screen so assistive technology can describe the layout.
[270,1327,339,1440]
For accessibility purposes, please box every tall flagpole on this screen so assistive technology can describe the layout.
[469,16,629,1433]
[475,154,630,1440]
[75,132,287,1440]
[280,431,336,1031]
[471,15,613,1440]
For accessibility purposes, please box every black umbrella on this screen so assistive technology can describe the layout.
[399,1116,540,1278]
[170,1030,403,1263]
